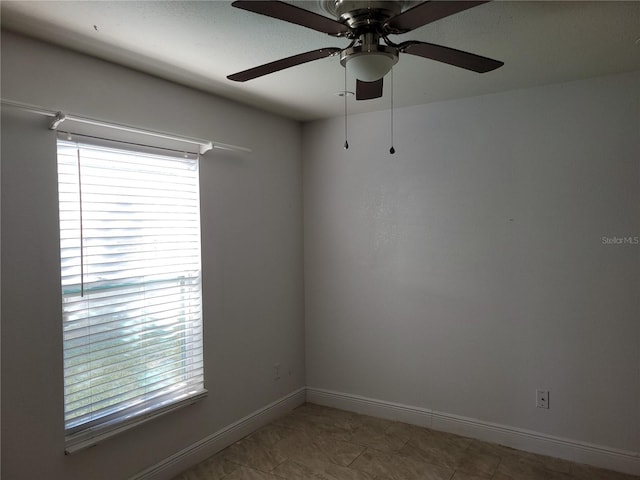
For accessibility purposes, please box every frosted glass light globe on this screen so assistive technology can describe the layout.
[346,53,396,82]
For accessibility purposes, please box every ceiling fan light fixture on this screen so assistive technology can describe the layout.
[340,45,398,82]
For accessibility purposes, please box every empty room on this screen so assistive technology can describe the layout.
[1,1,638,480]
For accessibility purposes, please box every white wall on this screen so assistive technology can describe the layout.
[1,31,304,480]
[303,72,640,454]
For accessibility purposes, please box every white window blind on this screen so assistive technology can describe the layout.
[57,134,205,450]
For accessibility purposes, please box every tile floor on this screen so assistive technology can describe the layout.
[172,403,638,480]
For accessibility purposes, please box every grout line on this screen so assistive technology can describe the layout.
[493,458,503,480]
[346,446,369,468]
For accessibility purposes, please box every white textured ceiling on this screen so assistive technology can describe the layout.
[1,1,639,121]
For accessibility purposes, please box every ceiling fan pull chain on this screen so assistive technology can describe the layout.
[389,68,395,155]
[344,64,349,150]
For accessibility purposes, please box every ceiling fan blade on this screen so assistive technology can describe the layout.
[227,48,341,82]
[401,41,503,73]
[232,1,349,36]
[356,78,384,100]
[385,1,489,34]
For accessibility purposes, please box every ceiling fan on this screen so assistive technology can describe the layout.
[227,0,504,100]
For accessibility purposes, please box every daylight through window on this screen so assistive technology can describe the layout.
[57,135,205,447]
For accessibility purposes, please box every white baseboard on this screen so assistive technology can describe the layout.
[130,387,306,480]
[306,387,640,476]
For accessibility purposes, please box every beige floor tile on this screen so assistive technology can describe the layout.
[495,454,573,480]
[349,426,409,453]
[273,458,376,480]
[297,403,363,429]
[383,421,427,441]
[349,447,454,480]
[273,413,351,441]
[248,423,296,448]
[494,472,571,480]
[220,433,288,472]
[460,439,512,458]
[221,465,283,480]
[313,434,367,466]
[271,427,333,463]
[571,463,640,480]
[270,459,319,480]
[346,413,419,453]
[305,417,362,443]
[274,404,358,440]
[409,427,472,451]
[353,414,397,434]
[271,424,366,467]
[455,440,501,478]
[500,448,573,475]
[171,452,240,480]
[401,429,471,469]
[452,473,492,480]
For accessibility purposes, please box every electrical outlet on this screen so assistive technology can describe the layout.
[536,390,549,409]
[274,363,281,381]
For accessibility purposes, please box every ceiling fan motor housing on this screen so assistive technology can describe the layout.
[323,0,415,31]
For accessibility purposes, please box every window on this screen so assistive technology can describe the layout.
[57,134,205,452]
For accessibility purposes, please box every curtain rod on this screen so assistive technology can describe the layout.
[1,98,251,154]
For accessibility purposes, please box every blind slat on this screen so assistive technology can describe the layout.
[64,335,204,374]
[63,317,204,354]
[64,343,205,393]
[62,280,201,314]
[66,379,205,432]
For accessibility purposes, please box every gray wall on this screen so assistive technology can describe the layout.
[303,72,640,453]
[1,31,304,480]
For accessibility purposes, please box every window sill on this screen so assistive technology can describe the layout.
[64,389,208,455]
